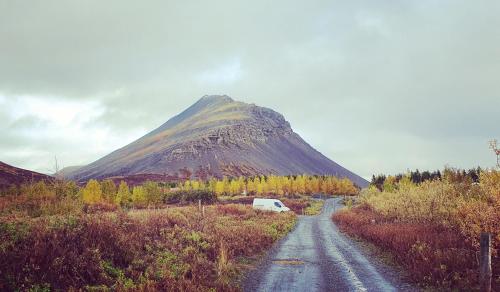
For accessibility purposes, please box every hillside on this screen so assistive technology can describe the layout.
[0,161,53,188]
[69,95,368,187]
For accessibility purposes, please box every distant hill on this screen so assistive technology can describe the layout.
[0,161,53,188]
[55,165,84,178]
[68,95,369,187]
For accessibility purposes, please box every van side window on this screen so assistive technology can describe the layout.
[274,202,281,208]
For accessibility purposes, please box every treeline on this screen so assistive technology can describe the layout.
[180,175,358,196]
[0,175,358,213]
[370,167,482,191]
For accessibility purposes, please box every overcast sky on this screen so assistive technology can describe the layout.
[1,1,499,179]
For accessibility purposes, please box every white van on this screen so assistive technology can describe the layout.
[252,198,291,213]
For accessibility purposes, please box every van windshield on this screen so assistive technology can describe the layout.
[274,202,282,208]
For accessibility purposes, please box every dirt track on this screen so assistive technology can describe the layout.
[243,197,416,292]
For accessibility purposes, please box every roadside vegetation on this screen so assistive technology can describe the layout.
[333,167,499,290]
[0,174,353,290]
[0,174,356,218]
[0,204,295,291]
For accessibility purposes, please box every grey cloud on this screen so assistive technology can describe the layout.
[0,0,499,178]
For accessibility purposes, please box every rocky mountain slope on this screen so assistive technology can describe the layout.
[67,95,368,187]
[0,161,53,189]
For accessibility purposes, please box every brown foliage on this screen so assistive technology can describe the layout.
[333,206,498,290]
[0,204,296,291]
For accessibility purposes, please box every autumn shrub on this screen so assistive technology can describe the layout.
[216,204,255,217]
[333,207,479,289]
[165,189,217,204]
[0,204,296,291]
[83,202,119,213]
[336,169,500,290]
[219,196,255,205]
[304,200,324,215]
[280,198,309,214]
[0,193,83,218]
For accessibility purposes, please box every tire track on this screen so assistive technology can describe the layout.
[243,198,412,292]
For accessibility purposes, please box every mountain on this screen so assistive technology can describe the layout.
[69,95,368,187]
[55,165,84,178]
[0,161,53,189]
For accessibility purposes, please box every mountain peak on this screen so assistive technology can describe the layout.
[197,95,234,107]
[200,94,233,102]
[68,96,368,187]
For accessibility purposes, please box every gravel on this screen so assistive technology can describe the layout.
[242,197,417,292]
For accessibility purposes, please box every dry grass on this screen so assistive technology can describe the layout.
[0,204,296,291]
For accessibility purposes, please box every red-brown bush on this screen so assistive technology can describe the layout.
[0,205,296,291]
[333,206,498,290]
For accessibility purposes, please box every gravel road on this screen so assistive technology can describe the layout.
[243,197,416,292]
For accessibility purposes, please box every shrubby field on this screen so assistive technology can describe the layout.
[0,204,296,291]
[0,174,353,291]
[333,168,499,290]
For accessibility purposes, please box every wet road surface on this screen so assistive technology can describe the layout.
[243,197,415,292]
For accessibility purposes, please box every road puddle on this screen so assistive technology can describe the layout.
[272,259,304,265]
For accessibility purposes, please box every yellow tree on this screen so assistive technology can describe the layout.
[296,175,306,194]
[339,178,357,195]
[276,176,285,196]
[267,175,278,194]
[183,180,192,191]
[100,179,117,203]
[237,177,245,194]
[260,176,269,195]
[208,178,217,193]
[115,181,131,207]
[320,177,329,194]
[27,180,53,199]
[290,177,297,194]
[215,180,225,196]
[132,186,147,206]
[304,176,312,194]
[143,181,162,206]
[222,177,231,194]
[64,181,80,199]
[383,176,397,192]
[247,177,256,195]
[281,176,291,196]
[311,176,320,194]
[256,177,264,196]
[191,180,201,191]
[326,177,335,194]
[229,179,239,195]
[82,179,102,204]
